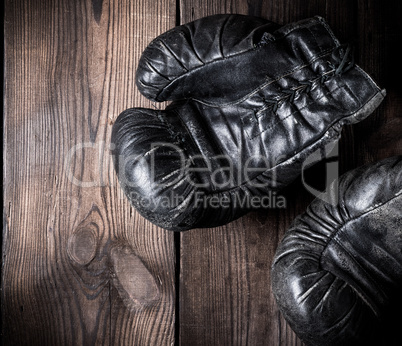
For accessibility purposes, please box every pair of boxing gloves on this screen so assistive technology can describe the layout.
[111,15,401,345]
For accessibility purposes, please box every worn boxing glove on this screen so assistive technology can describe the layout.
[271,155,402,345]
[111,14,385,231]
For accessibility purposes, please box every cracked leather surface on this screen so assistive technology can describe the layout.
[271,155,402,345]
[111,14,385,231]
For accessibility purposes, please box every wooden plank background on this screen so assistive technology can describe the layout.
[3,0,401,345]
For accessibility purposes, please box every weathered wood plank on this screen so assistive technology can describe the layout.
[177,1,395,345]
[3,0,176,344]
[353,5,402,343]
[176,1,308,345]
[354,0,402,164]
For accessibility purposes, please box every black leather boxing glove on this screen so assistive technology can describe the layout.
[111,14,385,231]
[271,155,402,345]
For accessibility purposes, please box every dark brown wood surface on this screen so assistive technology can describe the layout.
[3,0,402,345]
[3,0,176,344]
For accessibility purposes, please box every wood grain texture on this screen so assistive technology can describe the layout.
[3,0,176,345]
[354,0,402,164]
[177,1,317,345]
[178,1,401,346]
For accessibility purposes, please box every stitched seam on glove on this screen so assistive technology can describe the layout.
[191,47,336,107]
[242,76,345,139]
[247,90,384,180]
[153,18,336,102]
[247,55,366,138]
[197,91,385,197]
